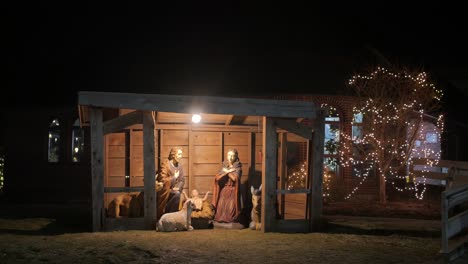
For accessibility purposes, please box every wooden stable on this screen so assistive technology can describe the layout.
[78,92,325,232]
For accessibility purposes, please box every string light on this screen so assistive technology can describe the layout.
[286,162,307,190]
[339,67,444,200]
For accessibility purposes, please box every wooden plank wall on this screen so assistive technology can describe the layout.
[253,132,263,188]
[130,130,158,187]
[104,129,159,213]
[191,131,222,197]
[161,130,189,194]
[104,129,254,199]
[104,132,126,208]
[103,127,312,224]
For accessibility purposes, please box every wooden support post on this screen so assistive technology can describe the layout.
[248,132,256,187]
[310,110,325,232]
[262,116,277,232]
[278,132,288,218]
[90,107,104,232]
[143,111,156,229]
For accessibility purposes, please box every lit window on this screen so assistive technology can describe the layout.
[353,112,363,123]
[72,119,84,162]
[48,118,61,162]
[425,132,438,143]
[324,124,340,154]
[0,154,4,191]
[352,112,363,140]
[322,105,341,199]
[323,106,340,155]
[322,105,341,185]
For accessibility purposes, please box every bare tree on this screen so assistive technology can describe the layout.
[340,66,444,203]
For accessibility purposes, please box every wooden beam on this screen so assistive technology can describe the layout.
[230,115,248,125]
[310,110,325,232]
[78,92,316,118]
[103,110,143,135]
[78,105,87,127]
[278,132,287,218]
[276,189,311,194]
[248,132,255,190]
[90,107,104,232]
[271,118,313,140]
[103,123,266,132]
[157,129,164,220]
[189,130,194,196]
[104,187,145,193]
[142,111,156,229]
[225,115,234,125]
[306,139,312,223]
[262,116,277,232]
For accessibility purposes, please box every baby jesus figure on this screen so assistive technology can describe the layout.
[182,189,215,228]
[182,189,210,211]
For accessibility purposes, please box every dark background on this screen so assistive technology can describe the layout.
[5,2,468,116]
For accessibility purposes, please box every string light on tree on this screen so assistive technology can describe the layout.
[323,166,332,198]
[286,162,307,190]
[340,66,444,202]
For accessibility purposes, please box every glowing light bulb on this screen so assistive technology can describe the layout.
[192,114,201,123]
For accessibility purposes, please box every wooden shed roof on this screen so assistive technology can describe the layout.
[78,91,318,127]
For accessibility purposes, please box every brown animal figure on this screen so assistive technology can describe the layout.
[249,184,262,230]
[107,192,144,218]
[107,181,163,218]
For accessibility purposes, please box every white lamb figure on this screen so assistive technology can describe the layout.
[156,199,195,232]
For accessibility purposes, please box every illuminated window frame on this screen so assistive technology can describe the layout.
[71,119,85,162]
[48,118,61,163]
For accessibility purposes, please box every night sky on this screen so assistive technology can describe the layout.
[5,2,468,114]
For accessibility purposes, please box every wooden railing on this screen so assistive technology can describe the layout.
[441,183,468,262]
[409,159,468,189]
[410,159,468,261]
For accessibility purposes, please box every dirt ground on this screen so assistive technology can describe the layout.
[323,200,441,220]
[1,200,466,264]
[0,217,443,264]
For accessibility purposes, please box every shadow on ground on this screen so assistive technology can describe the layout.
[325,221,440,237]
[0,202,91,235]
